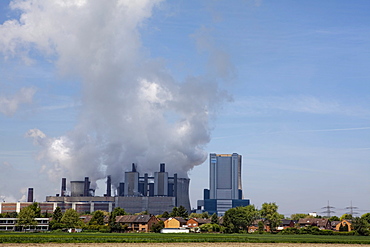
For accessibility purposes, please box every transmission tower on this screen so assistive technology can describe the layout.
[322,201,335,217]
[346,201,358,215]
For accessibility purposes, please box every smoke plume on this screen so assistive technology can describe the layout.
[1,0,230,191]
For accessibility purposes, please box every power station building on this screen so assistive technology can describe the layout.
[197,153,250,216]
[45,163,191,215]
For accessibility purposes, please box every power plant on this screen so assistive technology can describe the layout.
[44,163,191,215]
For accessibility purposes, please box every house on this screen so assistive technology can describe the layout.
[163,217,187,228]
[248,219,270,233]
[298,218,331,230]
[187,218,211,228]
[277,219,295,231]
[335,219,352,232]
[116,215,158,232]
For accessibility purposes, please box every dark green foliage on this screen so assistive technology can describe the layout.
[201,212,210,219]
[17,206,37,230]
[169,206,188,218]
[211,213,219,224]
[28,202,41,218]
[362,213,370,224]
[299,226,320,234]
[150,220,164,233]
[223,205,259,233]
[160,211,169,218]
[89,210,105,225]
[52,207,63,223]
[109,207,126,232]
[340,214,353,220]
[290,213,310,220]
[329,216,340,221]
[280,227,299,234]
[257,220,265,233]
[260,202,284,232]
[199,223,220,232]
[339,223,349,232]
[61,209,81,228]
[4,212,18,218]
[352,217,370,236]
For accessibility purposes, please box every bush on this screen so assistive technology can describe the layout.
[280,227,299,234]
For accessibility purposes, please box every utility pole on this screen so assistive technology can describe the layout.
[322,201,335,218]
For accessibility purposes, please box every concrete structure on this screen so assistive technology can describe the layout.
[197,153,250,216]
[44,163,191,214]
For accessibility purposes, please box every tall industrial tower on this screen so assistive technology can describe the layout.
[198,153,250,216]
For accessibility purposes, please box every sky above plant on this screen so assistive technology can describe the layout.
[0,0,369,217]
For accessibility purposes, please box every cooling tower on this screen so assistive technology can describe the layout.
[71,181,85,197]
[176,177,191,213]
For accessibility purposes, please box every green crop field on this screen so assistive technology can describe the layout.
[1,232,370,244]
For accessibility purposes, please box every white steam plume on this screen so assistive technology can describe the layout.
[1,0,230,189]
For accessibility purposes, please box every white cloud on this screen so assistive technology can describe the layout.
[0,87,36,116]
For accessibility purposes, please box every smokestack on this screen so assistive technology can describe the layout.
[106,175,111,197]
[119,183,124,196]
[84,177,90,196]
[132,163,137,172]
[160,163,165,172]
[27,188,33,202]
[61,178,66,197]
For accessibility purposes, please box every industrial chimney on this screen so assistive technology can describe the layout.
[83,177,90,196]
[106,175,111,197]
[61,178,66,197]
[27,188,33,202]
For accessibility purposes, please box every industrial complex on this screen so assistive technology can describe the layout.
[0,153,249,216]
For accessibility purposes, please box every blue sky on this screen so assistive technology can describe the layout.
[1,0,370,217]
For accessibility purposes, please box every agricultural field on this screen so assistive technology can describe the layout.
[1,233,370,245]
[2,244,370,247]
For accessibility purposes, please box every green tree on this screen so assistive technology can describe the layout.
[89,210,105,225]
[52,207,63,223]
[61,209,81,228]
[329,216,340,222]
[362,213,370,224]
[201,211,210,219]
[177,205,188,218]
[169,207,178,217]
[352,217,369,236]
[17,206,37,231]
[290,213,310,220]
[260,202,284,232]
[211,213,219,224]
[189,213,203,218]
[340,214,353,221]
[150,220,164,233]
[109,207,126,232]
[223,205,259,233]
[29,202,41,217]
[160,211,169,218]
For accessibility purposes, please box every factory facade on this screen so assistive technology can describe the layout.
[197,153,250,216]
